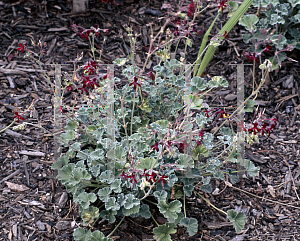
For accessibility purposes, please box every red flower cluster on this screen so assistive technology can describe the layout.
[244,52,259,63]
[120,169,168,187]
[17,43,25,52]
[71,24,109,41]
[129,76,141,90]
[14,112,25,123]
[218,0,228,11]
[172,18,202,37]
[195,130,205,147]
[187,1,195,18]
[247,117,278,136]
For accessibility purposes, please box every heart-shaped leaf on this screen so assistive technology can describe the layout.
[227,210,247,233]
[180,217,198,236]
[153,223,177,241]
[157,200,182,223]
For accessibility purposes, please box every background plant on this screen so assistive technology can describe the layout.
[239,0,299,70]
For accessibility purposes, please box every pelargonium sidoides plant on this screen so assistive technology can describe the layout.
[8,1,280,240]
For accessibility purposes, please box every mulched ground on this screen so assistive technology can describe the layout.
[1,0,300,240]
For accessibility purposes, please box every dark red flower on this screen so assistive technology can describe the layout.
[149,69,155,81]
[260,123,270,136]
[272,116,278,125]
[177,142,185,153]
[120,171,128,179]
[187,0,195,18]
[78,87,89,94]
[166,140,172,147]
[216,109,229,119]
[17,43,25,52]
[173,28,180,36]
[143,169,157,183]
[248,123,261,135]
[129,76,141,90]
[221,31,228,39]
[237,122,246,132]
[244,52,259,63]
[66,85,75,92]
[83,62,96,75]
[203,108,211,118]
[157,174,168,187]
[14,112,25,123]
[151,142,159,152]
[218,0,228,11]
[263,44,272,54]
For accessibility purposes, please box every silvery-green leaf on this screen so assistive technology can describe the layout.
[69,167,91,186]
[139,204,151,219]
[227,210,247,233]
[52,156,69,170]
[288,0,300,8]
[89,164,104,177]
[57,163,75,182]
[100,209,117,223]
[183,184,194,197]
[214,171,225,180]
[157,200,182,223]
[154,190,168,202]
[105,197,120,211]
[97,187,112,202]
[99,170,115,184]
[201,184,212,193]
[269,14,285,25]
[153,223,176,241]
[111,179,122,193]
[124,194,140,209]
[136,157,158,170]
[270,34,287,50]
[239,14,259,31]
[244,159,260,177]
[177,154,194,169]
[180,217,198,236]
[202,133,214,149]
[73,228,92,241]
[78,192,97,209]
[275,3,289,15]
[122,204,140,216]
[191,77,207,91]
[91,230,114,241]
[81,206,99,226]
[202,176,211,185]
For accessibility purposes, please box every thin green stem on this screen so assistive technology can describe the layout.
[183,193,186,218]
[194,190,227,216]
[151,214,159,226]
[107,216,125,237]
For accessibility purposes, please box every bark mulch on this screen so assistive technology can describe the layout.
[1,0,300,240]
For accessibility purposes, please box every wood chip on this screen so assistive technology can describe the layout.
[5,181,29,192]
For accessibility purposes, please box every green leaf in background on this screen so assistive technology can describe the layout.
[288,0,300,8]
[269,14,285,25]
[78,192,97,209]
[61,130,76,143]
[65,119,78,131]
[239,14,259,31]
[208,76,228,88]
[91,230,114,241]
[69,167,92,186]
[177,154,194,169]
[57,163,75,183]
[180,217,198,236]
[270,34,287,50]
[139,204,151,219]
[100,209,117,223]
[183,184,194,197]
[105,197,120,211]
[136,157,158,170]
[227,210,247,233]
[244,159,260,177]
[154,190,168,202]
[200,184,212,193]
[214,171,225,180]
[97,187,112,202]
[73,228,92,241]
[244,99,256,112]
[191,77,208,91]
[113,58,128,66]
[81,206,99,226]
[191,95,203,108]
[153,223,177,241]
[193,144,209,159]
[51,155,69,170]
[157,200,182,223]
